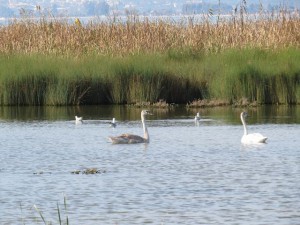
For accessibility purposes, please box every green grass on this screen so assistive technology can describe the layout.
[0,48,299,106]
[32,196,69,225]
[205,48,300,104]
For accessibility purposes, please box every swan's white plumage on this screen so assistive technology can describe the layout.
[240,112,267,144]
[108,110,152,144]
[75,116,83,124]
[109,118,117,128]
[194,112,201,122]
[75,116,82,121]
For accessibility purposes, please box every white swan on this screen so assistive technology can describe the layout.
[194,112,201,122]
[240,111,267,144]
[75,116,83,124]
[108,110,152,144]
[109,118,117,128]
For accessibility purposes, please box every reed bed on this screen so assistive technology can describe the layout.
[0,48,299,106]
[0,9,299,106]
[0,10,299,56]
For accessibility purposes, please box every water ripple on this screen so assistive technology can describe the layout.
[0,118,299,225]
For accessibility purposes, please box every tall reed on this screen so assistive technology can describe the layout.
[32,196,69,225]
[0,48,299,106]
[0,9,299,56]
[0,8,299,106]
[208,48,300,104]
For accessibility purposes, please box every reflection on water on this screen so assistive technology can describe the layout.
[0,105,299,225]
[0,105,299,124]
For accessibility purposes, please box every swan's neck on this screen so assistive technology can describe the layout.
[141,114,149,142]
[241,114,248,135]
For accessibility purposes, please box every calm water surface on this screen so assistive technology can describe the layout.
[0,106,299,225]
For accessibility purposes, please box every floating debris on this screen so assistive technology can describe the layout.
[72,170,81,174]
[128,100,176,109]
[71,168,106,175]
[186,99,230,108]
[33,171,52,175]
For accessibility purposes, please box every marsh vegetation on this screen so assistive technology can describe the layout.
[0,7,299,106]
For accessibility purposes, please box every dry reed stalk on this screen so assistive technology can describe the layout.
[0,11,299,56]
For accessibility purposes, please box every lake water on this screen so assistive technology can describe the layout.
[0,105,299,225]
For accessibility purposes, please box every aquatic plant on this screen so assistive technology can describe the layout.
[33,196,69,225]
[0,5,299,106]
[0,48,299,106]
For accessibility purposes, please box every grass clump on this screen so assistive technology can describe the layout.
[206,48,300,105]
[32,196,69,225]
[0,9,299,106]
[0,48,299,106]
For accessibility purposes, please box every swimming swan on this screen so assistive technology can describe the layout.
[109,118,117,128]
[108,110,152,144]
[240,111,267,144]
[75,116,83,123]
[194,112,201,122]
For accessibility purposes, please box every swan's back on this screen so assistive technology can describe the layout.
[75,116,82,121]
[241,133,267,144]
[108,134,147,144]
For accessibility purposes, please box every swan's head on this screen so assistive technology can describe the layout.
[241,111,248,119]
[141,110,153,116]
[196,112,200,117]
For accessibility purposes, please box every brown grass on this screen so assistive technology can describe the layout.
[0,11,299,56]
[128,99,175,108]
[187,99,230,108]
